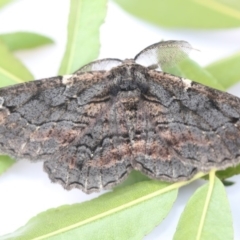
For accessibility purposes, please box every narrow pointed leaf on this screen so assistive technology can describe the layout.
[0,40,33,87]
[163,58,225,91]
[173,175,233,240]
[59,0,107,75]
[0,156,14,175]
[0,32,54,51]
[114,0,240,29]
[0,181,178,240]
[205,52,240,89]
[204,163,240,181]
[215,163,240,180]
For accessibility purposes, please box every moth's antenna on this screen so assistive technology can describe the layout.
[75,58,123,74]
[134,40,199,70]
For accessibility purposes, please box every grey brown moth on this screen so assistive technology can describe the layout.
[0,40,239,193]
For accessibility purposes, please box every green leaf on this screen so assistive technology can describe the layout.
[115,170,150,189]
[0,32,54,51]
[173,172,233,240]
[206,163,240,181]
[114,0,240,29]
[216,163,240,180]
[0,181,178,240]
[221,180,235,186]
[59,0,107,75]
[0,0,14,9]
[205,52,240,89]
[0,40,33,87]
[0,156,15,175]
[163,58,225,91]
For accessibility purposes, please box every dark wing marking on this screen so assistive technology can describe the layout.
[44,91,133,193]
[0,72,132,193]
[0,76,67,161]
[131,97,198,182]
[132,70,240,181]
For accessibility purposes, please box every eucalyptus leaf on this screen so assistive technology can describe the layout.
[173,174,233,240]
[0,32,54,51]
[114,0,240,29]
[205,52,240,89]
[0,156,14,175]
[0,40,33,87]
[59,0,107,74]
[0,181,178,240]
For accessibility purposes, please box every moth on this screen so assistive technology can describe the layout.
[0,40,240,194]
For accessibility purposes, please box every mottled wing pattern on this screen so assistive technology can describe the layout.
[0,72,132,193]
[0,77,68,161]
[1,40,240,194]
[132,70,240,181]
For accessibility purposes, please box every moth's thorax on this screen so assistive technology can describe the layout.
[118,89,141,105]
[111,63,149,94]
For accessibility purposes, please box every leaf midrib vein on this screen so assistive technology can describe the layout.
[194,0,240,20]
[196,170,215,240]
[66,0,83,74]
[0,66,24,84]
[33,172,206,240]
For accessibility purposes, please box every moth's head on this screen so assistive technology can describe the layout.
[109,61,149,95]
